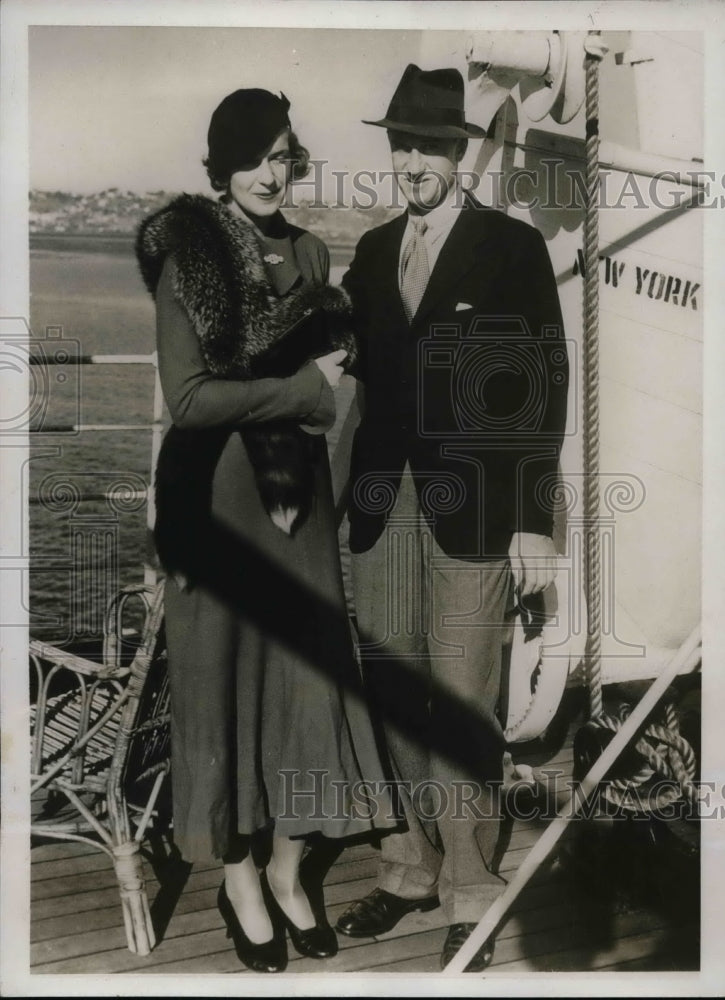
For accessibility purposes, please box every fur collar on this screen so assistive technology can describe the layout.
[136,193,355,376]
[136,194,356,551]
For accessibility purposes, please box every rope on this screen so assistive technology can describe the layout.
[664,701,678,730]
[112,840,145,897]
[112,839,156,954]
[588,704,698,811]
[583,32,603,719]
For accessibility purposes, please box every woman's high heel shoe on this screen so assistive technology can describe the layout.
[217,881,288,972]
[261,871,338,959]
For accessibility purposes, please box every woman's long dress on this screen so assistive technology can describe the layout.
[156,224,392,861]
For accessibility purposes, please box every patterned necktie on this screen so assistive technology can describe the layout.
[400,215,429,322]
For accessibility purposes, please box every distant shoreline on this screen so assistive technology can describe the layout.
[30,233,138,254]
[29,232,358,255]
[29,190,397,256]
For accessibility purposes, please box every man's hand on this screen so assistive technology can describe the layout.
[508,532,557,598]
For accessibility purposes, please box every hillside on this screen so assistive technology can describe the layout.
[29,189,399,246]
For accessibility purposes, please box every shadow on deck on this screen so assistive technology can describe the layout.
[30,706,700,976]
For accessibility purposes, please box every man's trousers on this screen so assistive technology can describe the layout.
[352,466,515,923]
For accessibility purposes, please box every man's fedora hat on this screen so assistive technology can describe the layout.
[363,63,486,139]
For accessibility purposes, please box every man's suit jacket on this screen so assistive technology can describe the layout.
[342,192,569,561]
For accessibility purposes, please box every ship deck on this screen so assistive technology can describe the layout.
[30,710,700,977]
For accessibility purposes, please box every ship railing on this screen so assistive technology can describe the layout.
[27,348,358,607]
[29,351,164,587]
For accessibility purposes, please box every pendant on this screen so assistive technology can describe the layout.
[263,253,284,265]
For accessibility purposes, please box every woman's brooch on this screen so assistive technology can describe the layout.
[263,253,284,265]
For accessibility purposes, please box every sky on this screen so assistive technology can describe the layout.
[28,24,703,202]
[29,26,441,196]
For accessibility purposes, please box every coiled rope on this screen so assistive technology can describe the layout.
[586,701,698,811]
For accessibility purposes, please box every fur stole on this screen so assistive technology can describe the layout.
[135,194,356,572]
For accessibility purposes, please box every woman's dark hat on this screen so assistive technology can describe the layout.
[363,64,486,139]
[207,89,291,178]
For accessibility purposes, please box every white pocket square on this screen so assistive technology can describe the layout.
[455,301,473,311]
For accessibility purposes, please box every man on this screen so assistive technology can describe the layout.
[335,65,568,970]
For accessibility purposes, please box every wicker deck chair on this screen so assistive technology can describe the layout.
[30,579,169,955]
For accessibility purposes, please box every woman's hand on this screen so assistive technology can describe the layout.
[314,349,347,387]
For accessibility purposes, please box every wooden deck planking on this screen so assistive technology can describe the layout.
[29,722,699,976]
[32,874,380,967]
[30,841,695,974]
[495,926,700,973]
[31,825,690,975]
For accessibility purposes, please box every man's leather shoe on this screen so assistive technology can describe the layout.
[336,888,440,937]
[440,922,495,971]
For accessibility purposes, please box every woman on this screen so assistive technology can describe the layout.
[136,89,393,973]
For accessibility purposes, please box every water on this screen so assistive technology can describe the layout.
[29,236,356,642]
